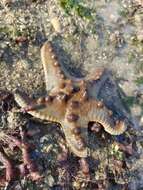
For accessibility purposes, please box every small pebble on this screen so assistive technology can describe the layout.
[50,17,62,33]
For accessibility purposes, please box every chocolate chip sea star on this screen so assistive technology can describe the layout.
[14,41,127,158]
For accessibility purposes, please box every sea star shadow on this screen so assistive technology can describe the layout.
[14,41,127,158]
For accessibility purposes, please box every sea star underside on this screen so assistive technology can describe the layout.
[14,41,127,158]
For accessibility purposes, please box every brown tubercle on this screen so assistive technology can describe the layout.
[59,82,66,89]
[71,126,81,135]
[97,100,104,108]
[60,74,65,79]
[37,97,46,104]
[108,110,113,116]
[77,138,85,150]
[45,95,53,103]
[53,61,59,67]
[67,113,79,122]
[48,47,52,52]
[51,54,56,59]
[70,101,80,109]
[65,84,74,94]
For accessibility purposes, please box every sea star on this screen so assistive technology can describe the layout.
[14,41,127,158]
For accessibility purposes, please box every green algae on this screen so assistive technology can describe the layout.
[59,0,94,20]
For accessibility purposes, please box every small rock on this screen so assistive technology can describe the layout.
[135,0,143,6]
[140,116,143,125]
[47,175,55,187]
[50,17,62,33]
[137,30,143,42]
[131,105,142,117]
[1,0,12,6]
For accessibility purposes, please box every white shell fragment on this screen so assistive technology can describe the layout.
[50,17,62,33]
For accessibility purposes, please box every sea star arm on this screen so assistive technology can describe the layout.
[86,100,127,135]
[14,89,88,157]
[62,96,126,158]
[14,90,66,122]
[70,85,127,136]
[41,41,68,92]
[41,41,89,94]
[62,119,88,158]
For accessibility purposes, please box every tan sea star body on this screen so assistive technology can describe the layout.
[14,41,127,158]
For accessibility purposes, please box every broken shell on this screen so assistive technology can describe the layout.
[137,30,143,42]
[1,0,12,6]
[50,17,62,33]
